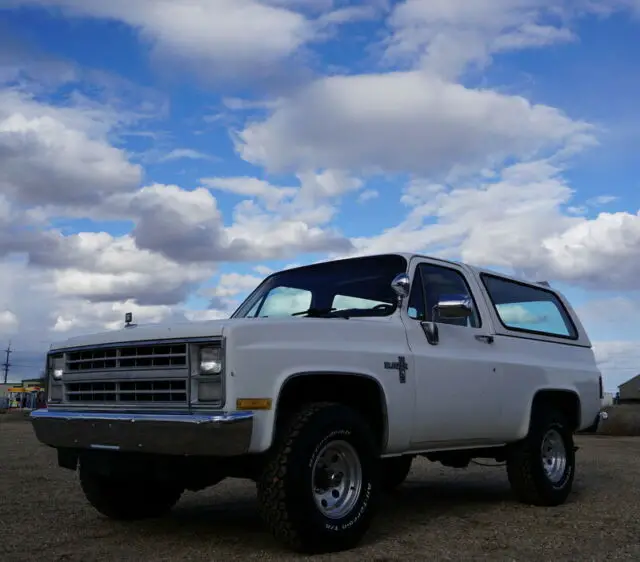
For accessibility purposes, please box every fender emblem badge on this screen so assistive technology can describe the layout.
[384,355,408,384]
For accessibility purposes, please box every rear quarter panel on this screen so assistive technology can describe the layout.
[466,266,602,438]
[493,337,601,439]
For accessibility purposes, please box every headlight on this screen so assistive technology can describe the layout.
[199,346,223,375]
[50,355,64,380]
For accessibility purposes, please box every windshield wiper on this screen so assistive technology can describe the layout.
[291,307,343,318]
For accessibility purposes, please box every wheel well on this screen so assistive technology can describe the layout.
[276,373,387,448]
[531,389,581,431]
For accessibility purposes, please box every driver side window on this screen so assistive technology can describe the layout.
[407,263,481,328]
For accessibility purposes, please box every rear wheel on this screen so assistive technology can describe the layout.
[381,455,413,491]
[506,410,575,506]
[257,402,381,554]
[79,463,183,520]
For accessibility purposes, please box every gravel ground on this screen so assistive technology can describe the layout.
[1,419,639,562]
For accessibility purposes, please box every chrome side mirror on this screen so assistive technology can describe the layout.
[391,273,410,305]
[422,295,473,346]
[434,297,473,320]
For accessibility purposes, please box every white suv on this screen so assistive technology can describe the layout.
[32,253,602,554]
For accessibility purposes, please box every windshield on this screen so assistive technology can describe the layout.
[232,254,408,319]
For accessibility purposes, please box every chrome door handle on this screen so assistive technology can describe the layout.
[475,334,494,344]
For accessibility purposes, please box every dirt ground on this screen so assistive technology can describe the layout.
[1,418,639,561]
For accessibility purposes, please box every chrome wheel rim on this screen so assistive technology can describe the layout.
[311,440,362,519]
[541,429,567,484]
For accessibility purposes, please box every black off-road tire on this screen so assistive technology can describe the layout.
[257,402,381,554]
[506,409,575,507]
[381,455,413,491]
[79,464,184,520]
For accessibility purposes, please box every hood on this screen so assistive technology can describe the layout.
[50,319,230,351]
[48,314,396,352]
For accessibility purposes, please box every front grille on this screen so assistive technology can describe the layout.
[54,339,222,408]
[66,343,187,372]
[65,380,187,403]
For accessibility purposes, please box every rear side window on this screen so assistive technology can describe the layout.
[480,274,578,339]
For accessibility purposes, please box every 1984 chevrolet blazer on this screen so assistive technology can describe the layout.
[31,253,602,553]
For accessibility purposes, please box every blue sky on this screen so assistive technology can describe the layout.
[0,0,639,390]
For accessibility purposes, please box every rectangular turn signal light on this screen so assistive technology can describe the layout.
[236,398,272,410]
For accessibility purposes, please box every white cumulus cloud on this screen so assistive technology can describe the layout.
[236,71,594,177]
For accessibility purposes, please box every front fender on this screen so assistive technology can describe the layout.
[222,318,411,454]
[245,365,392,453]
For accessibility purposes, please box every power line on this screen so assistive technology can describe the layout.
[2,341,12,384]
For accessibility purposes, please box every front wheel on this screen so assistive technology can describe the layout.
[257,402,381,554]
[79,464,184,520]
[506,410,575,506]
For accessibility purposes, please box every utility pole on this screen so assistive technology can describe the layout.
[2,341,11,384]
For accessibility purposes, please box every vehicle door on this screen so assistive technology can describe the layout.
[402,258,505,448]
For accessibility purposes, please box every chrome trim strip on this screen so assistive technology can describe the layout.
[50,336,222,354]
[31,409,251,423]
[30,409,253,457]
[45,403,193,412]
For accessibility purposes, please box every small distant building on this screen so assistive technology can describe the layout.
[21,378,46,393]
[618,374,640,404]
[0,378,47,409]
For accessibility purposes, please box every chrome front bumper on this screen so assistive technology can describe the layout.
[30,409,254,457]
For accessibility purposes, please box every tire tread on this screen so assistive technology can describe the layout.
[79,468,183,520]
[507,409,574,507]
[257,401,377,553]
